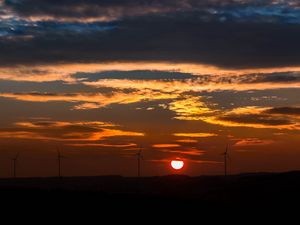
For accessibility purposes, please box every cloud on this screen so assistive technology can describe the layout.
[159,148,205,156]
[5,0,300,23]
[169,96,216,121]
[74,70,195,81]
[83,72,300,93]
[2,62,300,84]
[234,138,275,146]
[0,131,55,140]
[66,143,137,148]
[246,72,300,83]
[201,106,300,130]
[264,107,300,116]
[2,75,300,132]
[218,114,292,126]
[62,129,144,141]
[0,120,144,142]
[15,120,115,130]
[4,0,192,22]
[2,2,300,68]
[0,91,178,110]
[152,144,181,148]
[173,133,218,138]
[176,139,198,143]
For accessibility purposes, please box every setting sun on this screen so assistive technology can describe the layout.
[171,160,184,170]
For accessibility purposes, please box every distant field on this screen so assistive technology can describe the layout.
[0,171,299,224]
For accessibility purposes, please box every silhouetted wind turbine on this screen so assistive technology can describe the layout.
[57,147,65,178]
[11,153,19,178]
[136,150,143,177]
[222,144,230,177]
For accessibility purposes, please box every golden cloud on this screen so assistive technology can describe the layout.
[169,96,216,120]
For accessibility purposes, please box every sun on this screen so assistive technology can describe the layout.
[171,160,184,170]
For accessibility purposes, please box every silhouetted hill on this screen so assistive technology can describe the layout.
[1,171,299,224]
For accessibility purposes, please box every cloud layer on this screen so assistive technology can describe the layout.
[1,0,300,68]
[1,1,300,175]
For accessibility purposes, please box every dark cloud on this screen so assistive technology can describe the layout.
[0,0,260,20]
[5,0,300,22]
[218,114,293,126]
[1,1,300,68]
[1,15,300,68]
[74,70,195,81]
[244,72,300,83]
[4,0,189,21]
[75,71,300,85]
[265,107,300,116]
[0,80,92,93]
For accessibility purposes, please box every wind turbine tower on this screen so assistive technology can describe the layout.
[137,150,143,177]
[222,144,230,177]
[12,153,19,178]
[57,148,64,178]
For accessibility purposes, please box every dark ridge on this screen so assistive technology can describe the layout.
[0,171,299,224]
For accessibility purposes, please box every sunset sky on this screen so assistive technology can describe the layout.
[1,0,300,177]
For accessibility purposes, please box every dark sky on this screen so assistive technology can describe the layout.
[0,0,300,177]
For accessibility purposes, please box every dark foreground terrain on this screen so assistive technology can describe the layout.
[0,171,299,224]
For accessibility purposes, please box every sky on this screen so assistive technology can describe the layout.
[1,0,300,177]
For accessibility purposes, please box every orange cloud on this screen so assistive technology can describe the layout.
[2,62,300,83]
[83,76,300,93]
[15,121,115,129]
[200,106,300,130]
[85,129,144,141]
[169,96,216,120]
[0,131,56,140]
[234,138,275,146]
[176,139,198,143]
[152,144,181,148]
[0,91,177,110]
[80,78,300,121]
[0,120,144,142]
[66,143,137,148]
[173,133,218,138]
[160,148,205,156]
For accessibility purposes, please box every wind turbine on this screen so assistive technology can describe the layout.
[136,150,143,177]
[11,153,19,178]
[222,144,230,177]
[57,147,65,178]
